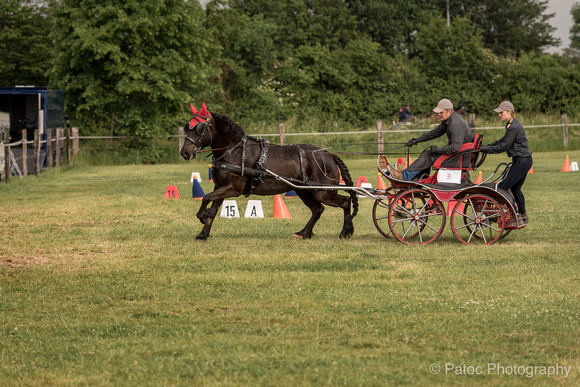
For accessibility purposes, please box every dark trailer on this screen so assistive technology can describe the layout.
[0,86,65,143]
[0,87,65,175]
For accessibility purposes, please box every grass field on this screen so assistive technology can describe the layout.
[1,150,579,386]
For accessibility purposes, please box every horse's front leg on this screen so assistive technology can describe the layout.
[197,195,219,226]
[194,184,241,242]
[195,198,224,242]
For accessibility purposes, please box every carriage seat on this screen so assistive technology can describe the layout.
[432,133,483,171]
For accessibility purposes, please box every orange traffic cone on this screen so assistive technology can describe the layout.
[561,155,570,172]
[405,153,413,168]
[474,171,483,184]
[273,194,292,219]
[337,166,345,184]
[377,173,388,190]
[528,165,534,174]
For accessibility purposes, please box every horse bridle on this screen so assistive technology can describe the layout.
[185,114,214,154]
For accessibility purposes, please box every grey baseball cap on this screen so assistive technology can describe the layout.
[494,101,514,112]
[432,99,454,113]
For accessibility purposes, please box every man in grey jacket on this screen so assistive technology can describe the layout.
[389,98,474,180]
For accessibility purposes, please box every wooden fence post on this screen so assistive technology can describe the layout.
[376,120,383,154]
[22,129,28,177]
[562,114,568,148]
[3,129,9,183]
[66,126,71,165]
[47,129,52,170]
[278,123,286,146]
[72,127,79,158]
[468,113,476,129]
[34,129,40,176]
[178,126,184,152]
[55,128,62,167]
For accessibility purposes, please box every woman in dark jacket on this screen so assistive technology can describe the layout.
[480,101,533,226]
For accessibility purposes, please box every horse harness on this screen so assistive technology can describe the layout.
[211,136,310,197]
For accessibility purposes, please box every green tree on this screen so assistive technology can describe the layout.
[205,3,279,103]
[49,0,220,137]
[205,0,365,122]
[446,0,559,56]
[214,0,361,54]
[346,0,436,57]
[348,0,559,58]
[495,53,580,114]
[0,0,53,86]
[571,2,580,49]
[414,15,497,113]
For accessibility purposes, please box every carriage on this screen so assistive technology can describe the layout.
[368,134,526,245]
[181,104,526,245]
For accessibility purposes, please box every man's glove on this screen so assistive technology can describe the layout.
[406,138,418,147]
[430,145,440,153]
[480,146,491,153]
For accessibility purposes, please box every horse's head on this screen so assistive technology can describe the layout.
[180,103,214,160]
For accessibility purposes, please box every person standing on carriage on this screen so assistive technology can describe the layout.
[389,98,474,180]
[479,101,532,226]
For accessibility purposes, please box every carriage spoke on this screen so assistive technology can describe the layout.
[388,189,445,245]
[417,216,439,233]
[451,194,505,245]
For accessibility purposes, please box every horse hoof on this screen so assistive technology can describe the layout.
[195,236,207,243]
[292,234,304,240]
[340,232,353,239]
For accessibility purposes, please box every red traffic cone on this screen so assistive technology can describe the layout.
[356,176,368,187]
[273,195,292,219]
[164,186,180,199]
[474,171,482,184]
[447,200,465,216]
[561,155,570,172]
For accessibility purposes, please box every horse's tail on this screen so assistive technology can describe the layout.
[332,153,359,218]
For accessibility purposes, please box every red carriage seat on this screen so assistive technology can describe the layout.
[432,133,483,171]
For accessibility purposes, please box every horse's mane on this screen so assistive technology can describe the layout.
[212,112,246,137]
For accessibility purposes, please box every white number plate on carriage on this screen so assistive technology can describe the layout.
[437,169,462,184]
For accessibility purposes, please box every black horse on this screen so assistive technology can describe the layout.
[180,103,358,242]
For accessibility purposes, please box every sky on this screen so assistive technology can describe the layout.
[545,0,575,53]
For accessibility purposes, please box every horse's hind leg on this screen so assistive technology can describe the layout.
[320,192,354,239]
[195,198,224,242]
[293,191,324,239]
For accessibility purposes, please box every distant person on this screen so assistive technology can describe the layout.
[394,106,409,127]
[480,101,532,226]
[388,98,474,181]
[404,103,411,118]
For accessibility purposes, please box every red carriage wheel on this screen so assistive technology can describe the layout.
[450,194,505,245]
[372,199,393,239]
[388,189,446,245]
